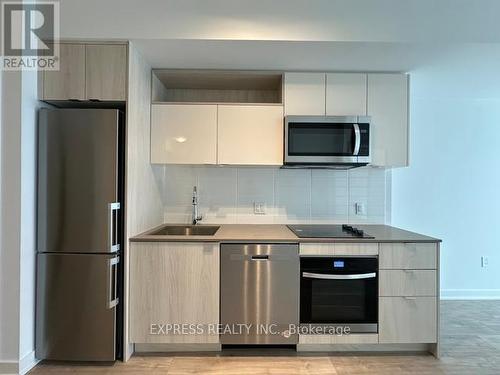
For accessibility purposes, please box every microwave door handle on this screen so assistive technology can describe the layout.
[302,272,376,280]
[353,123,361,156]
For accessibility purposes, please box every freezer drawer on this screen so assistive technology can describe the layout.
[36,253,119,361]
[220,244,299,345]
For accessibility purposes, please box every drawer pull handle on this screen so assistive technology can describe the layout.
[403,297,417,300]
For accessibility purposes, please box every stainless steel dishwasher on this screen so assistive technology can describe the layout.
[220,243,299,345]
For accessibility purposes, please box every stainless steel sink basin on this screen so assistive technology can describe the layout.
[150,225,220,236]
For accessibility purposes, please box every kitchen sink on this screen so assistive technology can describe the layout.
[150,225,220,236]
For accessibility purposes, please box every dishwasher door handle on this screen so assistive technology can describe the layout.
[302,272,376,280]
[251,255,269,261]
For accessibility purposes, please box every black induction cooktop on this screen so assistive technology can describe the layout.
[287,224,374,239]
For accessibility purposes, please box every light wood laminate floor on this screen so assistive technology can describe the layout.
[30,300,500,374]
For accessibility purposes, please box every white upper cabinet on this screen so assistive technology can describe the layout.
[284,72,326,115]
[150,104,217,164]
[150,71,284,166]
[326,73,367,116]
[218,105,284,165]
[367,74,409,167]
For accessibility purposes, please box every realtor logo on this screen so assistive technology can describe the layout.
[1,1,60,70]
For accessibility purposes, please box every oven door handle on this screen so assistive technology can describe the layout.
[302,272,376,280]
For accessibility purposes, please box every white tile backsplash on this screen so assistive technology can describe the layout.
[311,170,349,223]
[348,167,387,223]
[161,165,197,223]
[198,166,238,223]
[236,167,276,223]
[275,169,311,223]
[159,165,388,224]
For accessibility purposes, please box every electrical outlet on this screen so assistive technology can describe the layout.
[355,202,366,215]
[481,256,489,268]
[253,202,266,215]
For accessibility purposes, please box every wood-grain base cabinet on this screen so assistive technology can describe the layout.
[379,297,437,344]
[129,242,220,344]
[378,242,439,347]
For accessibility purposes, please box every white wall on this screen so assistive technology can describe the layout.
[124,43,165,360]
[392,44,500,299]
[0,70,23,374]
[0,64,39,375]
[18,69,39,373]
[158,166,388,225]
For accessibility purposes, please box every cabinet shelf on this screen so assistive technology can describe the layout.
[151,101,283,106]
[152,70,283,104]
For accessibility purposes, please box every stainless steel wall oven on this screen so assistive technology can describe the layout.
[300,256,378,334]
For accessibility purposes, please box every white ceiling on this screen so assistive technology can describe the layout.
[58,0,500,71]
[60,0,500,43]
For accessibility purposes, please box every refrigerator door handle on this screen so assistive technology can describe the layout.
[108,202,120,252]
[108,256,119,309]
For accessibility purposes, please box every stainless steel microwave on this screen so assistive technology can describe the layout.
[284,116,371,168]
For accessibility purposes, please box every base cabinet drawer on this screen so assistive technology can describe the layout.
[299,243,377,256]
[379,297,437,343]
[379,270,437,296]
[299,243,335,256]
[379,243,437,269]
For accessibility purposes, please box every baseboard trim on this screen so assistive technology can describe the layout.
[135,343,222,352]
[19,351,39,375]
[0,360,18,375]
[441,289,500,300]
[297,343,432,353]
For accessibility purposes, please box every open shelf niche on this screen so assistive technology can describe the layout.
[151,69,283,104]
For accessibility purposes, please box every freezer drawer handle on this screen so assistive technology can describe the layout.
[302,272,376,280]
[108,256,119,309]
[108,202,120,252]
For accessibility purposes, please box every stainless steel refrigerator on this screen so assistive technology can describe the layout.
[36,108,124,361]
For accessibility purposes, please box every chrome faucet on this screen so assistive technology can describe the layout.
[192,186,202,225]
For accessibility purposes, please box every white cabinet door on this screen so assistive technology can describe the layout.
[284,72,326,115]
[217,105,284,165]
[85,44,127,101]
[130,242,219,344]
[367,74,409,167]
[326,73,367,115]
[43,43,86,100]
[151,104,217,164]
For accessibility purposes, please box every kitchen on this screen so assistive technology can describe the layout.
[1,1,499,375]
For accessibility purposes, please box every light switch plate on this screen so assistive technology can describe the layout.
[355,202,366,215]
[253,202,266,215]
